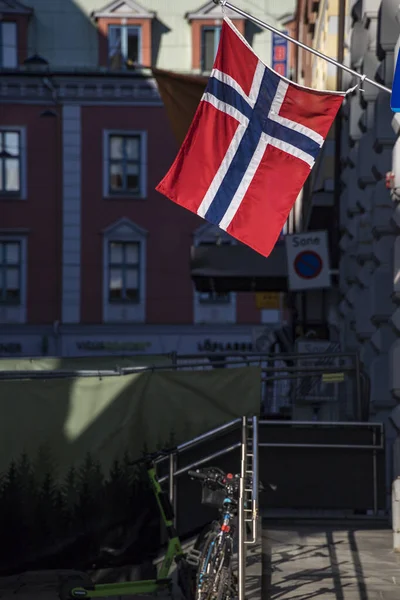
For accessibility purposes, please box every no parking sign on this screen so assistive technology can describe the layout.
[285,231,331,291]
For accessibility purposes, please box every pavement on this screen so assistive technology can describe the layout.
[262,520,400,600]
[0,521,398,600]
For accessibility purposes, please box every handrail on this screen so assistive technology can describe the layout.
[258,419,384,427]
[176,418,241,453]
[258,442,384,450]
[238,417,247,600]
[158,443,241,483]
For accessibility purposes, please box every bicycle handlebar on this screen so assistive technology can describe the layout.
[188,469,208,481]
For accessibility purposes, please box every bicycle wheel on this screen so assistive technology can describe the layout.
[196,531,234,600]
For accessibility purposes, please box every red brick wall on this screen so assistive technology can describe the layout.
[80,104,200,325]
[0,104,61,324]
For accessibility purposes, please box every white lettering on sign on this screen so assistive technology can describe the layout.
[292,236,320,248]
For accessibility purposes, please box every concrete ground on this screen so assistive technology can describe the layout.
[2,521,398,600]
[262,521,400,600]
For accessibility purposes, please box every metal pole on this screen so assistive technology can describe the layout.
[252,415,259,537]
[373,428,378,516]
[355,353,362,421]
[168,453,177,527]
[213,0,392,95]
[238,416,247,600]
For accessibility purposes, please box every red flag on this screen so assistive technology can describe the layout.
[156,18,345,258]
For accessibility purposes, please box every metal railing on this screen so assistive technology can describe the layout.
[154,416,383,594]
[155,416,259,600]
[0,350,364,421]
[258,419,384,516]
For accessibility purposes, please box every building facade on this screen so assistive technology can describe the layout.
[0,0,295,357]
[295,0,400,489]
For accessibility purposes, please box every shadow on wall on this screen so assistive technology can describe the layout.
[245,22,264,49]
[151,17,172,67]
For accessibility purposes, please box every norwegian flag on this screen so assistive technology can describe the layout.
[156,18,346,258]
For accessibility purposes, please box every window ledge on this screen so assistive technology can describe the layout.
[0,302,21,307]
[104,194,146,201]
[108,299,141,305]
[0,194,26,201]
[198,301,232,306]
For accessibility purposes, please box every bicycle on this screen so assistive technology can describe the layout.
[59,448,194,600]
[188,467,241,600]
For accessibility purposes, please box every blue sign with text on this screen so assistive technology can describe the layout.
[391,53,400,112]
[272,31,288,78]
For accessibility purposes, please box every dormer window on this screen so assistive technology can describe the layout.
[186,1,245,73]
[0,0,33,68]
[108,24,141,69]
[92,0,155,69]
[0,22,17,68]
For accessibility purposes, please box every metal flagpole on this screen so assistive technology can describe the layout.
[213,0,392,95]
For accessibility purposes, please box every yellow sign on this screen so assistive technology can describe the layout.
[255,292,280,310]
[322,372,345,383]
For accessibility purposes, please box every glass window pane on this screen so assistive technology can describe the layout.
[4,132,19,157]
[125,137,139,160]
[203,29,216,71]
[110,136,123,159]
[0,162,3,191]
[109,163,123,191]
[126,163,139,191]
[109,242,123,264]
[1,22,17,69]
[125,268,139,301]
[5,158,20,191]
[109,268,123,300]
[5,267,19,301]
[108,26,122,69]
[125,243,139,264]
[127,27,140,65]
[5,242,20,264]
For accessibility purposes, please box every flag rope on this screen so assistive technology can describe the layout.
[213,0,392,95]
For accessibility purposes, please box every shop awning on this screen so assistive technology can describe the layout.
[190,242,288,293]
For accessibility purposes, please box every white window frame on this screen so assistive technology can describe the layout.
[103,129,147,199]
[102,218,147,323]
[0,126,27,199]
[0,21,17,69]
[193,223,236,324]
[0,234,27,323]
[108,24,142,69]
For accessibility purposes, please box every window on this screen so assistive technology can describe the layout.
[198,240,231,304]
[108,25,141,70]
[106,133,145,197]
[0,241,21,304]
[193,224,236,324]
[0,22,17,68]
[0,130,21,194]
[103,218,147,323]
[201,26,221,72]
[108,241,140,303]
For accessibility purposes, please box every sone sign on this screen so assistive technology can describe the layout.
[285,231,331,291]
